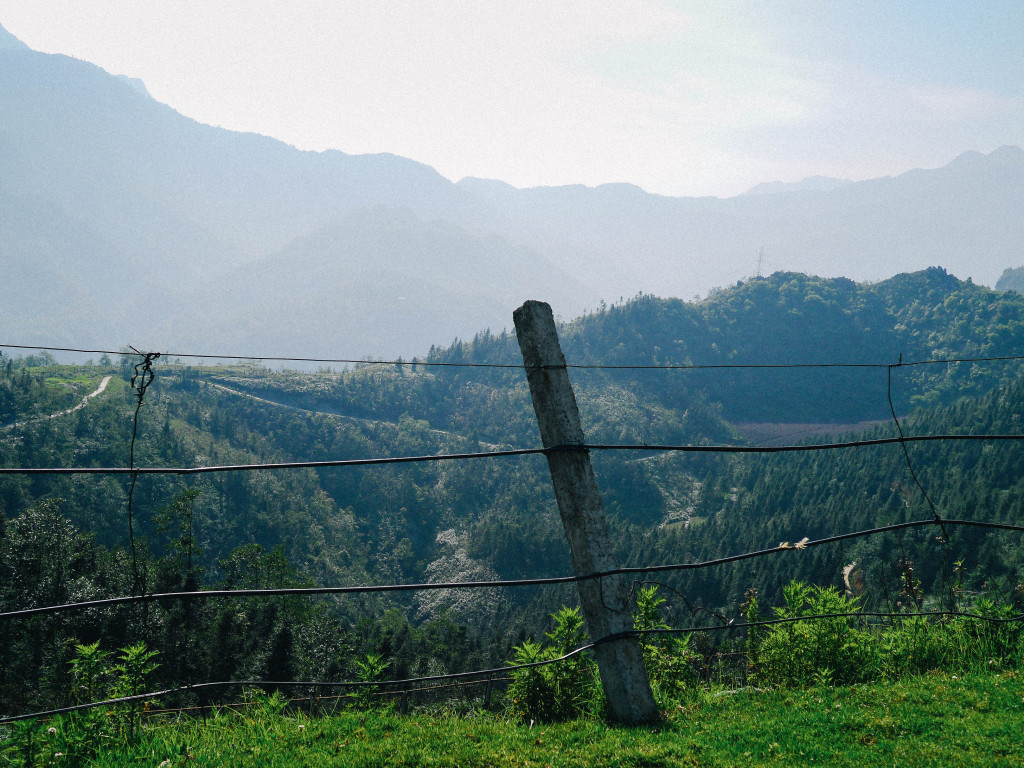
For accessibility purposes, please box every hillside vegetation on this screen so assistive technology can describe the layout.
[2,268,1024,722]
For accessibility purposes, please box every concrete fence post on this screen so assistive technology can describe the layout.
[513,300,658,724]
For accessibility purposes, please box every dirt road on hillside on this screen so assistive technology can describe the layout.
[1,375,113,430]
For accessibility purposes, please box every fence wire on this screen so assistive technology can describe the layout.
[3,344,1024,726]
[3,517,1021,621]
[2,434,1023,475]
[4,341,1024,371]
[3,607,1021,725]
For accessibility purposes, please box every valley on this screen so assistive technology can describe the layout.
[2,268,1024,722]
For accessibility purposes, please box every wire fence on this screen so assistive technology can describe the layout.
[4,341,1024,371]
[1,342,1024,725]
[2,517,1022,622]
[3,604,1021,725]
[2,513,1023,724]
[1,436,1023,476]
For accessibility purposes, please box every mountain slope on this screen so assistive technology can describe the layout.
[417,268,1024,424]
[0,187,142,343]
[4,21,1024,360]
[175,207,592,357]
[0,26,589,356]
[0,34,483,262]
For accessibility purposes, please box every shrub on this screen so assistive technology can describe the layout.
[946,597,1023,672]
[351,652,390,710]
[110,642,160,742]
[506,606,597,722]
[877,617,948,679]
[633,585,698,698]
[13,641,161,767]
[756,582,879,687]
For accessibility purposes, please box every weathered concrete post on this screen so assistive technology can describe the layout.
[513,300,658,724]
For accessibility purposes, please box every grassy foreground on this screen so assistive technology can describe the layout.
[29,671,1021,768]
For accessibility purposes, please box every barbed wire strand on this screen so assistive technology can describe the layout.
[0,446,549,475]
[3,342,1024,371]
[4,517,1021,621]
[886,360,953,610]
[144,676,515,718]
[630,580,732,626]
[145,677,513,718]
[3,434,1023,476]
[0,641,600,724]
[565,354,1024,370]
[886,362,944,527]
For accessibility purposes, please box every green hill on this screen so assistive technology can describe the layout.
[3,268,1024,716]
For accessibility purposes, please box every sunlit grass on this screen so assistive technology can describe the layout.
[48,671,1023,767]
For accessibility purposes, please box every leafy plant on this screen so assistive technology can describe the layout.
[352,652,389,711]
[56,641,116,763]
[741,588,762,676]
[110,642,160,742]
[16,641,159,767]
[756,582,878,687]
[877,617,948,679]
[506,606,597,722]
[633,585,697,698]
[69,641,111,705]
[945,596,1023,672]
[242,688,290,731]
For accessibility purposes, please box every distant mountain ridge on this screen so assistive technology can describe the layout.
[0,23,588,357]
[742,175,854,196]
[424,266,1024,424]
[180,207,590,358]
[455,145,1024,303]
[997,266,1024,293]
[2,21,1024,361]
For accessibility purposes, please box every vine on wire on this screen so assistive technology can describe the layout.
[126,348,160,597]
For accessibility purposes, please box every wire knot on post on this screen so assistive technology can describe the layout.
[129,348,161,405]
[543,442,589,456]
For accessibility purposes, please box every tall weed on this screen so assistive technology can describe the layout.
[757,582,878,686]
[506,607,597,722]
[752,580,1024,687]
[634,585,698,699]
[0,641,160,767]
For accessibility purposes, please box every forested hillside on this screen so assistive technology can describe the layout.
[2,267,1024,716]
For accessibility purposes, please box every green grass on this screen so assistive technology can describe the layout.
[18,671,1021,768]
[43,375,99,390]
[26,364,112,393]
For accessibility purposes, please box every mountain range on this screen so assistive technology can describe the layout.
[2,21,1023,360]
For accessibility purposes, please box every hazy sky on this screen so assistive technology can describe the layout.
[3,1,1022,197]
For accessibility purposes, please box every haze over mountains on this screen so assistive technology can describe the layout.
[2,22,1023,360]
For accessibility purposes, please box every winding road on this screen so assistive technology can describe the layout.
[0,375,112,430]
[206,380,505,449]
